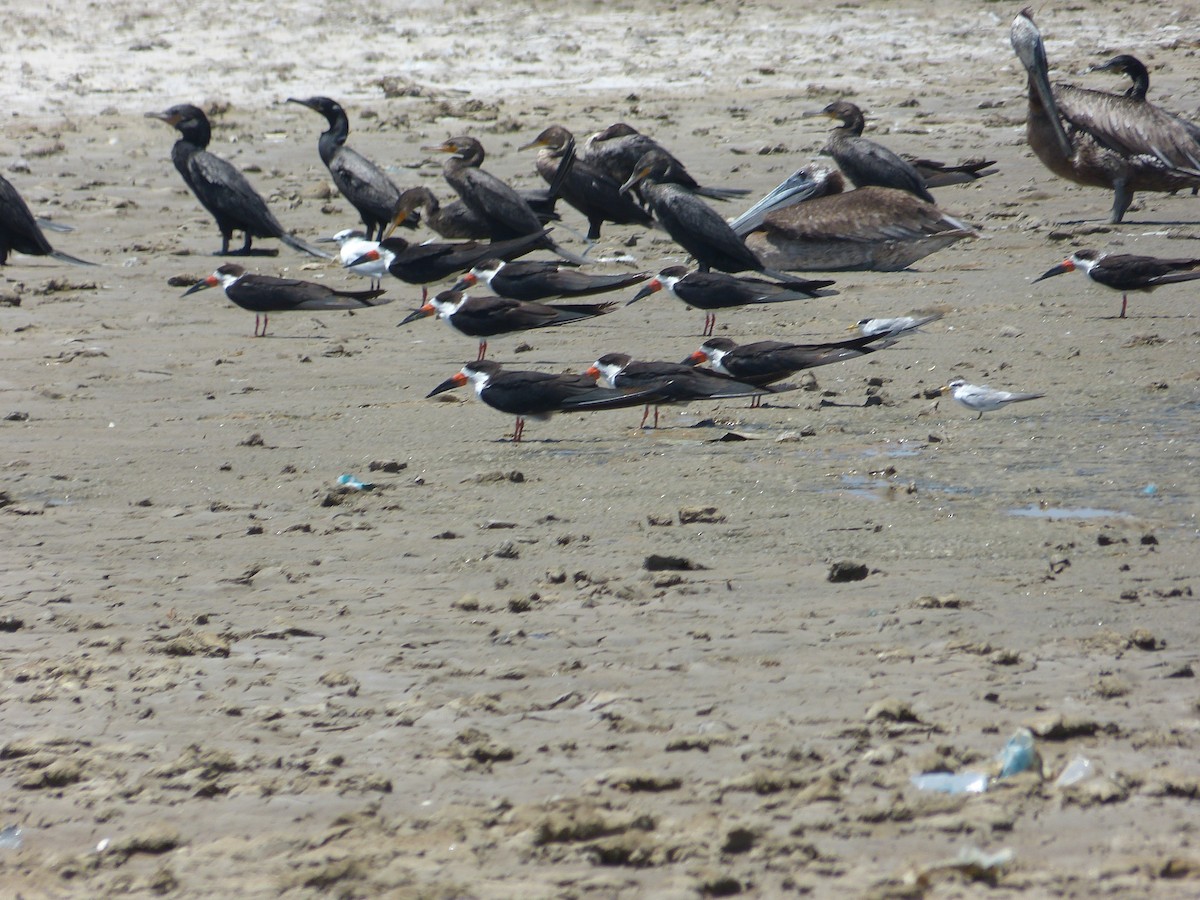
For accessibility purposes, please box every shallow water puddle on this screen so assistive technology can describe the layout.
[1008,505,1129,520]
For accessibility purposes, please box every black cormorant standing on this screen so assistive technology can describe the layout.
[0,175,94,266]
[146,104,330,258]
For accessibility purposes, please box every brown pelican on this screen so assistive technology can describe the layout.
[1010,9,1200,222]
[806,100,934,202]
[731,167,976,272]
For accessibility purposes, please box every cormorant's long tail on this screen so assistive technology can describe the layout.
[50,249,98,267]
[281,232,334,260]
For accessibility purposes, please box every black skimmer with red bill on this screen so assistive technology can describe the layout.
[426,360,667,443]
[626,265,835,336]
[682,333,893,406]
[347,229,549,286]
[399,289,616,360]
[423,136,585,263]
[1010,10,1200,223]
[619,150,788,279]
[145,105,330,259]
[319,229,387,289]
[941,378,1044,419]
[452,258,649,303]
[586,352,771,428]
[0,174,94,266]
[1034,249,1200,317]
[854,311,944,338]
[184,263,390,336]
[288,96,412,241]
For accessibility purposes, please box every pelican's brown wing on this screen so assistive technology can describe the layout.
[758,187,974,244]
[1055,85,1200,173]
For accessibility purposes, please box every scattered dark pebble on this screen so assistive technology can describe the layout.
[368,459,407,473]
[644,554,707,572]
[828,560,869,583]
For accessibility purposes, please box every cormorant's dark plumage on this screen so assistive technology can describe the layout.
[0,174,94,266]
[288,96,407,241]
[146,104,329,258]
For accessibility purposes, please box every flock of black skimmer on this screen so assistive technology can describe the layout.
[3,10,1199,440]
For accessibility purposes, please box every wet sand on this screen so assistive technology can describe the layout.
[3,1,1200,896]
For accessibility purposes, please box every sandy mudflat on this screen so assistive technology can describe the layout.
[2,0,1200,896]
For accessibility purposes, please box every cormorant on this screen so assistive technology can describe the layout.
[619,150,782,277]
[808,100,935,202]
[582,123,748,201]
[423,136,583,262]
[520,125,654,240]
[0,174,94,266]
[288,96,409,241]
[391,186,557,242]
[146,104,330,258]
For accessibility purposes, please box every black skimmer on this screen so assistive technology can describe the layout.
[731,166,976,272]
[452,257,649,303]
[184,263,390,336]
[423,136,583,262]
[391,186,558,242]
[683,333,892,405]
[145,104,330,259]
[426,359,665,443]
[627,265,835,336]
[941,379,1044,419]
[1034,249,1200,317]
[619,150,788,278]
[581,123,748,202]
[319,229,386,289]
[399,289,616,359]
[807,100,935,202]
[347,229,549,285]
[519,125,654,241]
[586,352,770,428]
[1010,9,1200,223]
[854,311,944,338]
[0,174,94,266]
[288,96,411,241]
